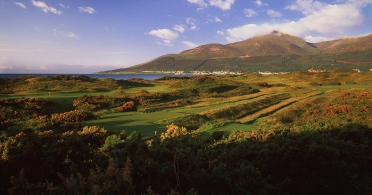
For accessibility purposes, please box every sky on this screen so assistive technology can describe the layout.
[1,0,372,74]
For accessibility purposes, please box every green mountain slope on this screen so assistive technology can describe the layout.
[320,34,372,53]
[100,31,372,73]
[178,44,244,60]
[227,31,317,56]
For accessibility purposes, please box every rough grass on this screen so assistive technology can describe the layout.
[3,71,372,138]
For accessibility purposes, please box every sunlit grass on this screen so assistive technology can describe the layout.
[3,71,372,138]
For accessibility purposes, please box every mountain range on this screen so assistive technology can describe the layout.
[101,31,372,73]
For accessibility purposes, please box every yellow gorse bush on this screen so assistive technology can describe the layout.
[160,123,188,140]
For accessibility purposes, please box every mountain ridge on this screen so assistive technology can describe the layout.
[100,31,372,73]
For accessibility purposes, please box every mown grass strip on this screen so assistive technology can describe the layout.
[187,88,278,108]
[202,93,292,121]
[236,91,322,124]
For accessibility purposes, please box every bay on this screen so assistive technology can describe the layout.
[0,73,176,80]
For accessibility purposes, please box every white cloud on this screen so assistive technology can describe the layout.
[26,65,47,70]
[173,25,186,33]
[226,23,277,42]
[183,41,198,48]
[0,66,14,70]
[186,18,197,25]
[187,0,208,7]
[255,0,267,7]
[215,17,222,22]
[197,7,205,12]
[299,4,362,33]
[209,0,235,10]
[190,26,197,30]
[13,1,27,9]
[244,8,258,17]
[148,29,178,40]
[345,0,372,7]
[304,35,331,42]
[79,6,96,14]
[285,0,328,15]
[31,0,62,15]
[226,2,366,42]
[54,29,79,38]
[267,9,282,17]
[66,32,79,38]
[59,3,68,8]
[216,30,225,35]
[187,0,238,11]
[148,29,179,46]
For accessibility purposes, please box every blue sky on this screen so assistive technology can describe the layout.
[1,0,372,73]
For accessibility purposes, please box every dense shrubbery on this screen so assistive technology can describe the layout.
[51,110,96,123]
[73,95,130,111]
[158,114,209,130]
[2,73,372,194]
[0,77,29,94]
[295,90,372,129]
[72,90,192,113]
[0,75,141,94]
[263,89,372,130]
[170,76,259,98]
[0,98,57,131]
[1,124,372,194]
[0,97,98,133]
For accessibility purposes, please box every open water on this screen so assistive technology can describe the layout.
[0,74,177,80]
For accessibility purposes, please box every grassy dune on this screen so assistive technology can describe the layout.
[2,71,372,137]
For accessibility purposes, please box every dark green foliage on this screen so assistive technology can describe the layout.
[0,98,58,132]
[209,131,224,142]
[1,126,108,193]
[224,125,372,195]
[73,95,133,111]
[321,80,341,86]
[0,77,29,94]
[2,124,372,194]
[309,81,321,86]
[2,73,372,194]
[159,114,209,130]
[0,74,154,94]
[170,76,259,98]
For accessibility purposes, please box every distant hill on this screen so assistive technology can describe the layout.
[227,31,317,56]
[179,44,244,59]
[100,31,372,73]
[318,34,372,53]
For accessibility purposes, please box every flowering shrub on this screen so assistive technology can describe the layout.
[115,101,136,112]
[51,110,95,123]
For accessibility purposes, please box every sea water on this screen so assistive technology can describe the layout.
[0,73,176,80]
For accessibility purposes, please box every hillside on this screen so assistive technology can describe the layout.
[178,43,244,59]
[227,31,317,56]
[100,31,372,73]
[319,34,372,53]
